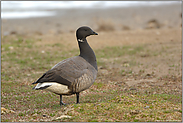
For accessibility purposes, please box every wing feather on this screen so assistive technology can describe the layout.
[33,56,92,87]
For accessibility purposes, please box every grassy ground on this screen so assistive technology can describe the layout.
[1,29,182,122]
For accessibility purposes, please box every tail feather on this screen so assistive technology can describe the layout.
[32,83,52,90]
[32,81,37,84]
[32,85,50,90]
[32,73,46,84]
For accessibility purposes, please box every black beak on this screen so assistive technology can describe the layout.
[92,31,98,35]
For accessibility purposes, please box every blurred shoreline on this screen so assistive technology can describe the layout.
[2,3,181,36]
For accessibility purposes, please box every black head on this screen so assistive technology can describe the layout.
[76,26,98,42]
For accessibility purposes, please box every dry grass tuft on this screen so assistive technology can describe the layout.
[145,19,162,29]
[122,25,131,30]
[96,19,115,32]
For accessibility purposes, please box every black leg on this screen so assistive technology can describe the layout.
[76,93,80,104]
[60,95,66,106]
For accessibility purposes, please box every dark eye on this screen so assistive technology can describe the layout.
[84,29,87,31]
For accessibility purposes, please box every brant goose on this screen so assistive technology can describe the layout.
[32,26,98,106]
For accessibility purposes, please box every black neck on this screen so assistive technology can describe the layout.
[78,39,97,71]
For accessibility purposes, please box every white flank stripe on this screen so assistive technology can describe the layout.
[35,82,70,95]
[35,83,53,89]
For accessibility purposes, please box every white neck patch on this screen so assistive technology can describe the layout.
[78,39,85,42]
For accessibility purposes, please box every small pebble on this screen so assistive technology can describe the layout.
[144,106,150,109]
[9,46,14,50]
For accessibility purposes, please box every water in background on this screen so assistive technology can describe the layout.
[1,1,180,19]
